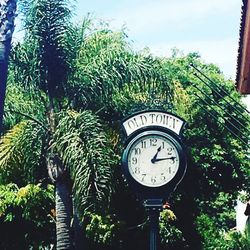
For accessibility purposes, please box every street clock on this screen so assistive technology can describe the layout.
[121,110,187,199]
[121,110,188,250]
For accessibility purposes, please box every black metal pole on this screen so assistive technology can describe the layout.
[144,199,163,250]
[149,209,160,250]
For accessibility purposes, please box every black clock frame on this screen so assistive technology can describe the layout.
[121,126,187,199]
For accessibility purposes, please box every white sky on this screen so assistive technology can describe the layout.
[74,0,242,80]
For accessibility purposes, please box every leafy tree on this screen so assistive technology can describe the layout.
[72,28,173,118]
[196,213,250,250]
[2,18,176,249]
[161,51,250,249]
[0,183,55,249]
[1,1,115,250]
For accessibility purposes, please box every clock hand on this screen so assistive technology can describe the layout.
[151,146,162,163]
[153,156,176,162]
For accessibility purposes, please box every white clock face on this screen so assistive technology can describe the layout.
[127,134,180,187]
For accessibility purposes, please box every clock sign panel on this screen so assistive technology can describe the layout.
[127,134,179,187]
[121,110,187,199]
[122,110,185,137]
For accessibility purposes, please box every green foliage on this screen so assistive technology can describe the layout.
[195,191,250,249]
[52,110,117,214]
[3,83,47,131]
[166,52,249,186]
[73,27,173,118]
[83,209,187,249]
[84,212,124,247]
[0,183,55,249]
[162,51,250,248]
[160,209,187,248]
[0,120,46,185]
[18,0,73,98]
[196,192,235,231]
[200,192,235,227]
[196,214,220,247]
[9,39,41,89]
[196,214,250,250]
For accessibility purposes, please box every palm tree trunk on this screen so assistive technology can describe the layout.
[73,200,88,250]
[56,179,73,250]
[0,0,17,130]
[47,140,74,250]
[48,84,74,247]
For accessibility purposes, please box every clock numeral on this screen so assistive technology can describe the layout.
[167,147,173,155]
[150,138,157,146]
[170,158,176,164]
[134,148,141,155]
[134,167,140,174]
[141,140,147,148]
[151,176,157,184]
[161,173,166,181]
[132,157,138,165]
[141,173,146,182]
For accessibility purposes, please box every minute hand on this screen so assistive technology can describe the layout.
[153,157,176,162]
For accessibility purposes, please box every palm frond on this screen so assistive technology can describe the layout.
[72,28,173,116]
[52,110,116,214]
[9,39,41,89]
[3,83,47,130]
[0,120,46,185]
[18,0,74,98]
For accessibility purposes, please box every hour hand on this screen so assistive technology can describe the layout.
[151,146,161,163]
[153,156,176,162]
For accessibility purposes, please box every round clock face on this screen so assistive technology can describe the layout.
[127,133,180,187]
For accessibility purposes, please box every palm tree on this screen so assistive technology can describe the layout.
[1,2,174,249]
[72,28,174,119]
[0,110,115,249]
[1,1,115,249]
[0,0,17,130]
[14,0,75,248]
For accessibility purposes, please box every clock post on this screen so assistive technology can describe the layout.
[144,199,163,250]
[121,110,187,250]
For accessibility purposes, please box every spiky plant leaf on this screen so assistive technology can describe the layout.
[73,28,173,116]
[18,0,74,98]
[9,39,41,89]
[3,83,46,130]
[52,110,116,214]
[0,120,46,185]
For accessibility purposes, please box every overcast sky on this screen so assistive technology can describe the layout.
[12,0,242,79]
[74,0,242,80]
